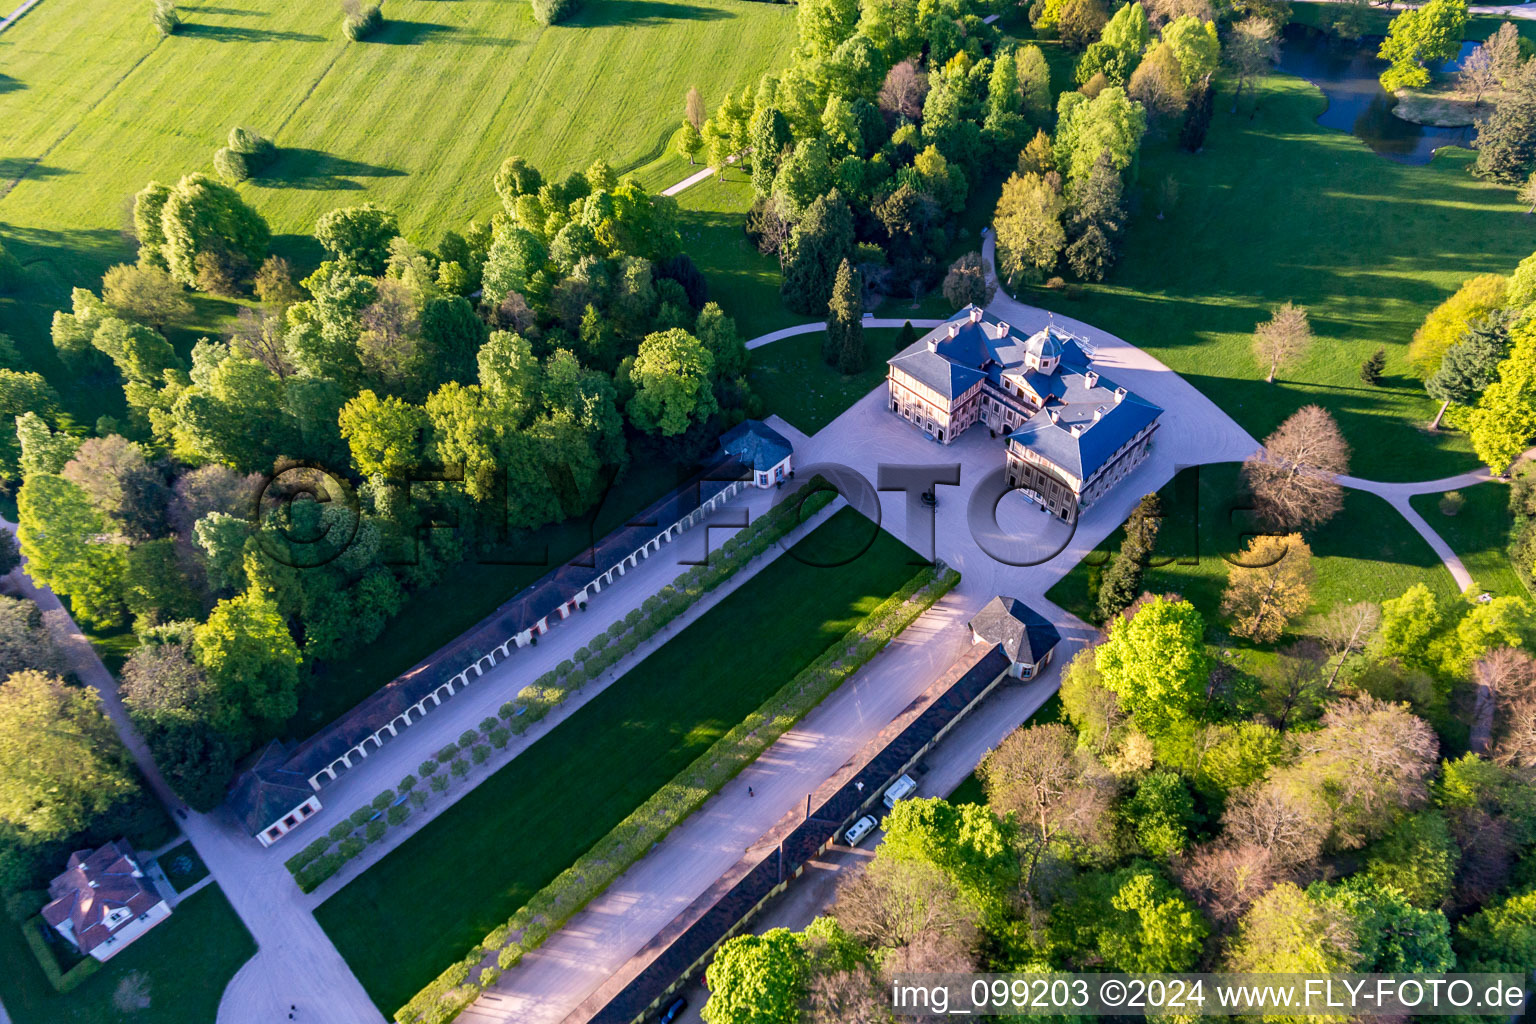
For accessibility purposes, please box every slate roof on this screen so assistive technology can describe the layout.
[888,306,1162,481]
[228,740,316,835]
[720,420,793,472]
[41,841,163,956]
[968,596,1062,665]
[1006,371,1161,481]
[226,448,757,835]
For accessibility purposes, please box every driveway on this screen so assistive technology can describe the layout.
[460,283,1262,1023]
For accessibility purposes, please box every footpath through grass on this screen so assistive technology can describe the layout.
[0,886,254,1024]
[1410,483,1529,600]
[1019,71,1534,483]
[316,506,926,1013]
[750,328,908,435]
[1047,462,1457,632]
[0,0,796,422]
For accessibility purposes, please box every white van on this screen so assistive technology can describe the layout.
[843,814,878,847]
[883,774,918,808]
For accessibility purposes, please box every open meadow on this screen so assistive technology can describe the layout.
[0,0,796,419]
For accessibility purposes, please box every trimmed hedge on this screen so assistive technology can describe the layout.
[393,564,959,1024]
[21,918,100,993]
[287,478,839,897]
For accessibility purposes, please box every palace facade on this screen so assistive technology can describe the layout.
[887,306,1161,521]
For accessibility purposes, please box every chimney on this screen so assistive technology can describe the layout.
[1093,406,1105,422]
[1114,386,1127,403]
[997,320,1009,335]
[969,306,983,323]
[927,339,938,353]
[947,323,960,339]
[1069,423,1084,438]
[1084,370,1099,389]
[1048,409,1060,425]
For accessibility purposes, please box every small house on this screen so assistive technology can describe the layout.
[967,596,1062,680]
[721,419,793,489]
[41,841,171,962]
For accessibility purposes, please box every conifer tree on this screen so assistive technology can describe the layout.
[825,259,866,374]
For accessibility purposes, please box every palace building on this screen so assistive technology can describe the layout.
[887,306,1161,521]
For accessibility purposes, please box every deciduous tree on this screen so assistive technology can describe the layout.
[1243,405,1349,531]
[1221,533,1314,643]
[1095,595,1213,734]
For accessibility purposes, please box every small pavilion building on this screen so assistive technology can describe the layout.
[967,596,1062,680]
[721,419,794,489]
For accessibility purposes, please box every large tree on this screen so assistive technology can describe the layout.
[825,259,866,374]
[193,588,302,738]
[994,172,1066,286]
[141,173,270,288]
[1095,595,1213,734]
[627,328,719,437]
[702,928,808,1024]
[1252,301,1313,383]
[1221,533,1314,643]
[315,203,400,277]
[1243,404,1350,531]
[17,474,129,628]
[780,191,855,316]
[979,722,1117,891]
[0,670,144,843]
[1378,0,1468,92]
[1475,57,1536,183]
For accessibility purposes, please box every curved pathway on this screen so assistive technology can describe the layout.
[740,233,1493,596]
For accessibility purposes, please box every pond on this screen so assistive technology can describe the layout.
[1275,24,1475,164]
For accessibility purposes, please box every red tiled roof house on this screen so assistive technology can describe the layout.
[40,840,171,962]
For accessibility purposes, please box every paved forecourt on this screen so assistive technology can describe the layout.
[461,294,1262,1024]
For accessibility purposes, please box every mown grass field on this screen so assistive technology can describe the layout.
[1015,63,1536,482]
[749,327,910,435]
[1046,462,1458,634]
[0,887,254,1024]
[0,0,797,420]
[316,506,925,1013]
[1410,482,1529,601]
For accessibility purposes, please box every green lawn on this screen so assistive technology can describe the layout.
[154,841,208,893]
[750,328,909,435]
[0,887,254,1024]
[1047,462,1458,633]
[316,506,925,1014]
[0,0,797,422]
[1410,482,1529,600]
[290,460,689,732]
[1016,67,1536,482]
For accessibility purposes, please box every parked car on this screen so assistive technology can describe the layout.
[843,814,878,847]
[659,995,687,1023]
[883,773,918,808]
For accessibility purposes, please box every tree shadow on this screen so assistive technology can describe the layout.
[253,148,407,191]
[187,5,269,13]
[0,157,73,190]
[0,74,23,94]
[178,22,324,42]
[269,234,328,277]
[372,20,460,44]
[368,19,519,46]
[576,0,732,26]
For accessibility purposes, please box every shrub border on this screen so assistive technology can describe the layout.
[21,917,101,993]
[393,562,959,1024]
[286,478,838,892]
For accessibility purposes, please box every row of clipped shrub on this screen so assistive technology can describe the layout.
[394,563,960,1024]
[285,718,514,892]
[288,477,834,893]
